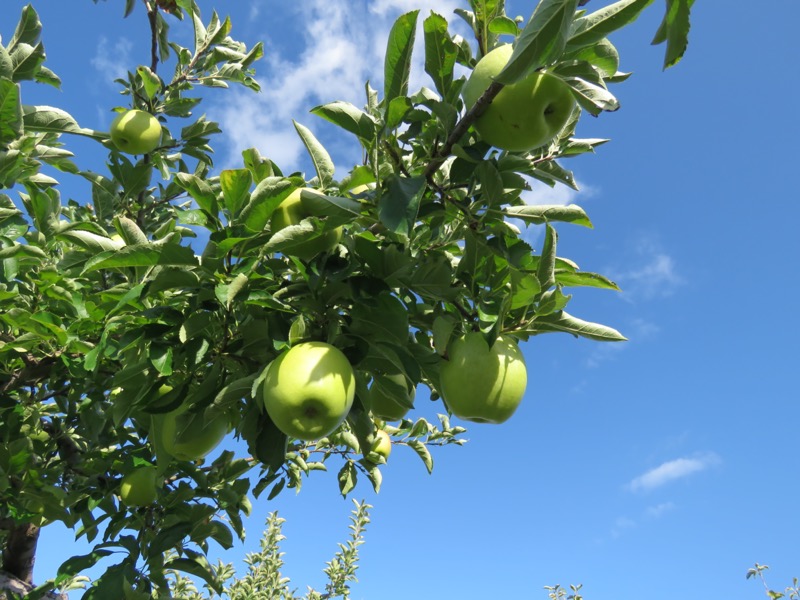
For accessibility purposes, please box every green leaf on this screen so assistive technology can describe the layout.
[241,147,276,183]
[384,11,420,106]
[385,95,412,131]
[136,65,162,100]
[338,461,358,497]
[164,555,223,595]
[407,439,433,474]
[536,223,557,292]
[174,172,219,219]
[349,293,409,345]
[651,0,694,69]
[533,310,627,341]
[219,169,252,218]
[488,15,521,36]
[293,120,334,188]
[8,5,42,52]
[0,47,13,80]
[57,550,113,578]
[239,177,296,232]
[567,0,655,51]
[503,204,592,227]
[563,37,620,79]
[555,269,620,291]
[22,105,100,138]
[310,101,378,141]
[423,13,458,97]
[82,243,199,273]
[378,175,425,237]
[0,78,23,145]
[496,0,578,85]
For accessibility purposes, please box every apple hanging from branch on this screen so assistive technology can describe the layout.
[262,341,356,441]
[439,332,528,424]
[461,44,576,152]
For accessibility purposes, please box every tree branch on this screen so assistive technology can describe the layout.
[0,570,68,600]
[423,80,504,180]
[1,523,39,586]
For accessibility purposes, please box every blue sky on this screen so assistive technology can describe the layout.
[6,0,800,598]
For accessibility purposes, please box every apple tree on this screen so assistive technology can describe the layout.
[0,0,692,597]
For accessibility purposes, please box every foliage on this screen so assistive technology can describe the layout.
[166,499,371,600]
[747,564,800,600]
[0,0,693,596]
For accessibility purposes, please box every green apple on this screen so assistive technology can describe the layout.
[119,466,158,506]
[270,188,342,259]
[439,332,527,424]
[263,341,355,441]
[368,372,415,421]
[461,44,576,152]
[109,109,162,155]
[370,429,392,461]
[160,409,229,461]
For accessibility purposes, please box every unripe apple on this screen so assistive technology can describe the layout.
[270,188,342,259]
[119,466,158,506]
[368,372,415,421]
[439,332,527,423]
[370,429,392,461]
[461,44,576,152]
[263,341,355,441]
[160,409,229,461]
[109,109,162,155]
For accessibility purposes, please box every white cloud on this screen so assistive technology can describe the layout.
[628,452,721,493]
[92,36,133,85]
[213,0,463,173]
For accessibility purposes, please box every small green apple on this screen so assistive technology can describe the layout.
[439,332,527,424]
[160,409,229,461]
[109,109,162,155]
[368,372,415,421]
[370,429,392,461]
[263,341,355,441]
[461,44,576,152]
[270,188,342,259]
[119,466,158,506]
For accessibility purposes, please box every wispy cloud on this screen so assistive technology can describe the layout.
[584,317,658,368]
[610,235,684,301]
[92,36,133,85]
[628,452,721,493]
[645,501,676,518]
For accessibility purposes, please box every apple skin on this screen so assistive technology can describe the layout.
[263,341,355,441]
[461,44,576,152]
[370,429,392,460]
[109,109,162,155]
[270,188,342,259]
[368,372,415,421]
[439,332,527,424]
[160,410,229,461]
[119,466,158,506]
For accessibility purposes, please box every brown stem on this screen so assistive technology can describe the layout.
[423,80,504,180]
[146,2,159,73]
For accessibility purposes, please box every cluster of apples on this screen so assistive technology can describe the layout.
[114,42,557,507]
